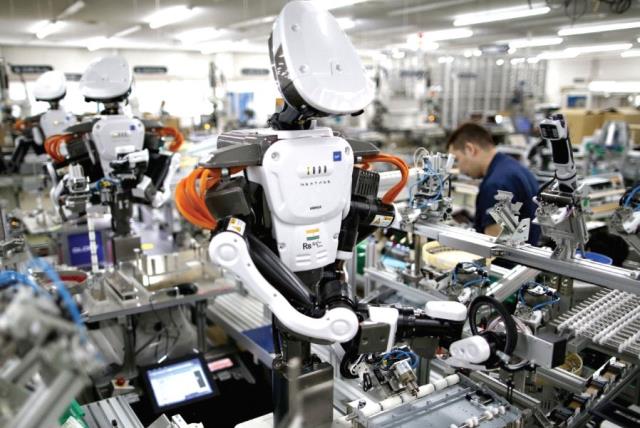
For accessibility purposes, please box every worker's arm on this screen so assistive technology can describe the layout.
[484,223,502,237]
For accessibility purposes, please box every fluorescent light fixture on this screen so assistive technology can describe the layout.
[437,56,454,64]
[32,20,66,39]
[510,57,525,65]
[336,17,356,30]
[313,0,369,10]
[406,34,439,51]
[464,50,473,58]
[453,4,550,26]
[565,43,632,54]
[559,20,640,36]
[85,36,109,51]
[473,49,482,57]
[622,49,640,58]
[175,27,220,44]
[508,47,517,54]
[57,0,85,19]
[112,25,141,38]
[391,50,405,59]
[145,5,198,29]
[415,27,473,42]
[537,50,578,60]
[588,80,640,93]
[228,15,276,29]
[389,0,472,17]
[496,59,505,66]
[507,37,563,49]
[527,57,540,64]
[199,40,263,54]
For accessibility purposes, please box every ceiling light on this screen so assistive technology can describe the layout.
[588,80,640,93]
[510,57,525,65]
[507,37,563,49]
[508,47,517,54]
[453,4,550,26]
[496,59,505,66]
[565,43,632,54]
[464,50,473,58]
[537,50,578,60]
[85,36,109,51]
[199,40,264,54]
[313,0,369,10]
[406,35,439,51]
[622,49,640,58]
[388,0,472,17]
[438,56,454,64]
[473,49,482,57]
[228,15,276,29]
[32,20,66,39]
[559,20,640,36]
[145,5,199,29]
[57,1,85,19]
[391,50,406,59]
[527,57,540,64]
[175,27,220,44]
[336,17,356,30]
[415,27,473,42]
[112,25,141,38]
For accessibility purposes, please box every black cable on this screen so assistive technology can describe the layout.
[468,296,518,356]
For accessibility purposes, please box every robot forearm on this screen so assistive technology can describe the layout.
[209,225,359,343]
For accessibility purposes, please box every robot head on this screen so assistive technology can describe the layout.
[79,56,132,103]
[33,71,67,103]
[269,1,374,120]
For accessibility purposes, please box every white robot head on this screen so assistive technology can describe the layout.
[33,70,67,102]
[269,0,374,123]
[79,56,132,103]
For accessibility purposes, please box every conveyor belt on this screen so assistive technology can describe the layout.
[553,289,640,360]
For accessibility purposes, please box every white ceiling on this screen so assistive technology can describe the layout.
[1,0,640,58]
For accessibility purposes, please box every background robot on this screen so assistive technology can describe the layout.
[176,2,517,425]
[46,56,182,261]
[7,71,77,174]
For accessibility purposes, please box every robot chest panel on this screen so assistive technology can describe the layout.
[256,136,353,223]
[91,116,144,172]
[40,110,77,137]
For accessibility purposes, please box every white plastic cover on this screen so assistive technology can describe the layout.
[33,71,67,101]
[425,301,467,322]
[79,56,132,100]
[270,0,374,115]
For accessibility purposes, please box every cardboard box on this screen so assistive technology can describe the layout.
[560,109,604,145]
[601,108,640,126]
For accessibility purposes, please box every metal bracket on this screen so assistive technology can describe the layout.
[488,190,530,246]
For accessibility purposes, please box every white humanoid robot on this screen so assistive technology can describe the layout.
[8,70,77,173]
[48,56,181,260]
[177,2,517,425]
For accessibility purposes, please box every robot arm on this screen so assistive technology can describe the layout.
[209,222,360,343]
[539,115,577,192]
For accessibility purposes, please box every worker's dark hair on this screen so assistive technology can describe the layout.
[446,123,494,151]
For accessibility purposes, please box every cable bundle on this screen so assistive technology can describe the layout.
[155,126,184,152]
[44,133,73,162]
[361,153,409,204]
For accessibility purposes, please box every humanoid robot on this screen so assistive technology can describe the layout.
[176,2,517,425]
[47,56,182,260]
[7,71,77,173]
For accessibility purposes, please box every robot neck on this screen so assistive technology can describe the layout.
[101,102,121,115]
[268,103,314,131]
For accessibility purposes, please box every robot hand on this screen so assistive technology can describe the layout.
[51,164,91,220]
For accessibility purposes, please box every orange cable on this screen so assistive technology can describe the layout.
[362,153,409,204]
[157,127,184,152]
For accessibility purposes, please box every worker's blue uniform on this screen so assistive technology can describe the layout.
[474,153,541,245]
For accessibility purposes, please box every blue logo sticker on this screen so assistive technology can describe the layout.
[129,124,136,131]
[333,151,342,161]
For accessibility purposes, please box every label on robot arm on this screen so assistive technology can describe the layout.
[227,218,246,235]
[370,215,393,227]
